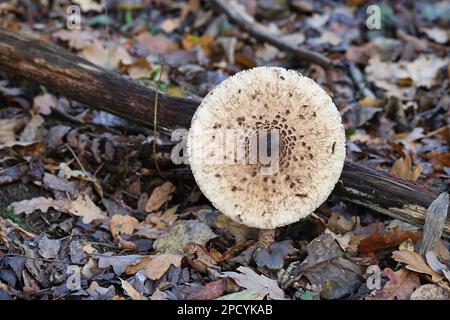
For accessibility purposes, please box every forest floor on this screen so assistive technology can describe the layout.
[0,0,449,300]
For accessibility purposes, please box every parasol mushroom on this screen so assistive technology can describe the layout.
[187,66,345,252]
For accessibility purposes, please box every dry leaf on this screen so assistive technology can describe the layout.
[120,279,146,300]
[12,197,67,215]
[392,250,443,281]
[160,18,180,33]
[390,156,422,181]
[182,34,214,56]
[68,195,107,224]
[221,266,286,300]
[58,163,95,182]
[125,254,183,280]
[135,32,176,55]
[19,113,45,142]
[126,57,153,79]
[367,268,420,300]
[365,55,449,99]
[0,118,24,144]
[314,31,342,46]
[145,181,176,212]
[358,225,420,255]
[153,220,217,254]
[109,215,139,237]
[81,40,132,69]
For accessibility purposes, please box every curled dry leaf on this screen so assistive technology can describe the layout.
[392,250,443,282]
[390,156,422,181]
[145,181,176,212]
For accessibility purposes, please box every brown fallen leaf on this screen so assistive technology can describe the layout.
[124,254,183,280]
[12,197,67,215]
[392,250,443,281]
[109,215,139,237]
[120,278,146,300]
[145,181,176,212]
[187,278,236,300]
[358,225,420,255]
[390,156,422,181]
[367,268,420,300]
[68,195,107,224]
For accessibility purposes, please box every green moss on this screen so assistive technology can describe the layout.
[0,206,26,229]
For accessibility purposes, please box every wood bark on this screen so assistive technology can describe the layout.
[0,27,448,237]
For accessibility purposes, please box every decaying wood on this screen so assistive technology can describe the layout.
[334,163,450,239]
[0,27,448,237]
[210,0,332,69]
[419,193,449,254]
[0,27,198,131]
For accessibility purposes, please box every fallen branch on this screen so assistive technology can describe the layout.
[0,27,198,130]
[0,27,448,237]
[210,0,332,69]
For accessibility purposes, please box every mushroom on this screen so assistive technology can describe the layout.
[187,66,345,253]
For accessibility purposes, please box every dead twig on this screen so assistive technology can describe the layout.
[210,0,332,69]
[347,62,376,99]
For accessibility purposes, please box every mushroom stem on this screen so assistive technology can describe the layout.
[258,229,276,249]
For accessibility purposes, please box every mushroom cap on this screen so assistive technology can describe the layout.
[187,67,345,229]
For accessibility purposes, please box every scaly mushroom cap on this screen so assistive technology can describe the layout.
[187,67,345,229]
